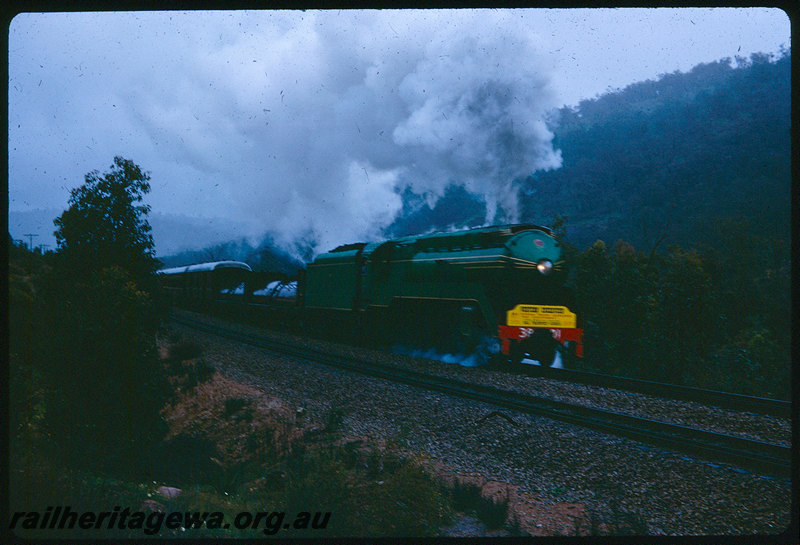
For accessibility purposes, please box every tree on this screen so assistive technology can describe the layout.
[37,157,170,476]
[54,156,159,282]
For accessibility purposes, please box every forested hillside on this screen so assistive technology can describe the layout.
[522,51,790,251]
[535,51,791,397]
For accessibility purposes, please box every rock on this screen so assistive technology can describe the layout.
[142,499,164,512]
[157,485,182,499]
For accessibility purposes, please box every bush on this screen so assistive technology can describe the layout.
[36,265,171,478]
[703,328,790,399]
[167,339,203,362]
[449,481,509,529]
[571,234,789,397]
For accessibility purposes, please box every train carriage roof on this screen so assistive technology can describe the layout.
[157,260,252,275]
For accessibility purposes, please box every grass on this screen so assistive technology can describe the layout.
[448,481,513,531]
[10,333,546,538]
[9,337,456,538]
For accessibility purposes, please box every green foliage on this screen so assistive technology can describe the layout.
[449,481,509,530]
[570,225,790,398]
[37,264,171,475]
[703,328,790,399]
[522,52,790,252]
[54,156,160,283]
[281,444,450,537]
[166,338,203,362]
[8,458,156,540]
[8,243,48,444]
[11,158,173,478]
[359,462,451,536]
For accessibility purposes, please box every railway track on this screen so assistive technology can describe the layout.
[216,300,791,418]
[515,365,791,419]
[170,311,792,478]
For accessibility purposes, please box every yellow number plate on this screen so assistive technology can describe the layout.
[506,304,576,328]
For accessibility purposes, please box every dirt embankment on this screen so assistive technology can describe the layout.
[160,342,595,537]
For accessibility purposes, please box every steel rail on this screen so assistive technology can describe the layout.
[170,312,791,477]
[216,299,791,418]
[517,365,791,419]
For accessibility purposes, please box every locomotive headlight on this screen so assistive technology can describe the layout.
[536,259,554,275]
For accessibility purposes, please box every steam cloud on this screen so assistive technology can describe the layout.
[130,11,564,257]
[10,11,563,258]
[392,28,563,226]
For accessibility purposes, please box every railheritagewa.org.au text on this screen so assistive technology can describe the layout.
[10,506,331,535]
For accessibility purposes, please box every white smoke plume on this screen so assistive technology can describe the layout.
[9,10,564,259]
[392,26,563,225]
[241,11,564,256]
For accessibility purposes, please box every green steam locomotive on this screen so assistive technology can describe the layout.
[301,224,583,366]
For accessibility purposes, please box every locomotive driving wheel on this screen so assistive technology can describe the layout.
[510,330,558,367]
